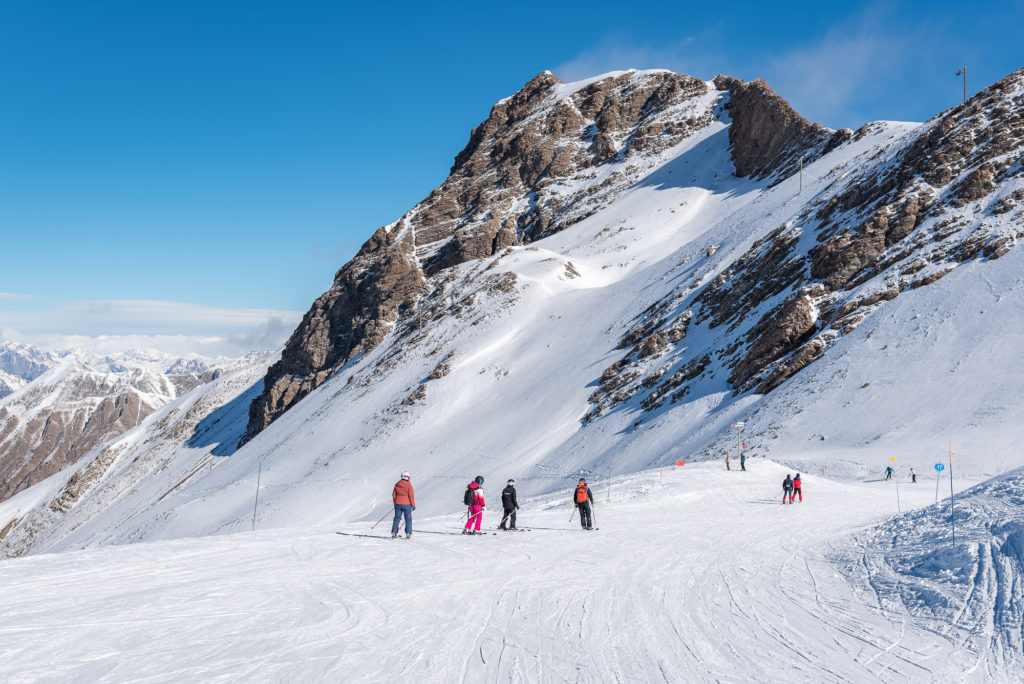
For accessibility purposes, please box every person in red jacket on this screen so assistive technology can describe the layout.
[463,479,485,534]
[791,473,802,503]
[392,472,415,538]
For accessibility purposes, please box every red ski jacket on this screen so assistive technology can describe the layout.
[393,479,415,507]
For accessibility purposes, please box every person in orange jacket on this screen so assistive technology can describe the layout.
[392,471,415,538]
[574,478,595,530]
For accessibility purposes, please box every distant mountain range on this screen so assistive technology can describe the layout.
[0,342,257,502]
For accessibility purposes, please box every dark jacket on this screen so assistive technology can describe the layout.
[783,477,793,491]
[501,485,518,510]
[574,483,593,505]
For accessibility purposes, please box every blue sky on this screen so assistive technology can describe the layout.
[2,0,1022,354]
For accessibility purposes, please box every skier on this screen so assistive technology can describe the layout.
[740,451,746,471]
[498,479,519,530]
[792,473,802,503]
[885,465,893,480]
[574,478,595,530]
[391,471,415,538]
[463,476,485,535]
[782,474,793,504]
[910,467,917,484]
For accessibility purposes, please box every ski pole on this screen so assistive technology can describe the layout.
[370,508,392,530]
[570,507,577,523]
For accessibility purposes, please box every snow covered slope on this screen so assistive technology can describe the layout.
[5,67,1024,553]
[0,464,1018,682]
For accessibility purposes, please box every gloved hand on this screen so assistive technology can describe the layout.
[412,507,416,511]
[574,504,579,508]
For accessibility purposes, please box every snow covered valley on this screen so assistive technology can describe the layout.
[1,461,1018,682]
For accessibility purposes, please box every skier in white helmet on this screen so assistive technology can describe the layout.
[391,471,415,538]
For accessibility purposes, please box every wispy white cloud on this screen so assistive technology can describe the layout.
[0,299,303,357]
[0,292,36,301]
[552,34,724,84]
[757,6,929,128]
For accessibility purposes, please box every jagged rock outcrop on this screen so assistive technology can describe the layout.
[714,75,844,182]
[245,69,722,440]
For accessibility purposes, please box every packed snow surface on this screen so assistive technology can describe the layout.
[1,462,1017,682]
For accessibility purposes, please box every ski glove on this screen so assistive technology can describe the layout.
[412,507,416,511]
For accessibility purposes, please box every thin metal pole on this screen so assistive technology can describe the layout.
[737,425,742,468]
[799,157,803,193]
[935,468,940,505]
[949,442,955,545]
[252,459,262,532]
[962,67,967,105]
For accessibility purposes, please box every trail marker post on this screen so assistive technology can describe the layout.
[934,462,944,505]
[956,67,967,105]
[730,422,744,472]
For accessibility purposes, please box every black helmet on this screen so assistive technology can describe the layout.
[579,477,586,483]
[475,475,484,484]
[507,479,515,485]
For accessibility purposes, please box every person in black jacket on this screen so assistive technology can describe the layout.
[498,479,519,530]
[574,478,595,529]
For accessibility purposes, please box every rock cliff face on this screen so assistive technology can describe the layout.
[245,69,725,440]
[246,66,1024,442]
[713,75,850,182]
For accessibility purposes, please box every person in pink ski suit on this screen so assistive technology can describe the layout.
[464,481,485,533]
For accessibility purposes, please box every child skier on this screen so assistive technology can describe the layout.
[574,478,595,530]
[782,474,793,504]
[910,467,917,483]
[464,476,485,534]
[885,465,893,480]
[792,473,802,503]
[391,472,415,538]
[499,479,519,530]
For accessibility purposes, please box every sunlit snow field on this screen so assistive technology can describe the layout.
[3,461,1016,683]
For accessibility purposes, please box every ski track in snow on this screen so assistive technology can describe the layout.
[1,462,1018,683]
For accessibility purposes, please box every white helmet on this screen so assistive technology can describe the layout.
[401,472,410,480]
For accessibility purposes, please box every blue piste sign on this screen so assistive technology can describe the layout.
[935,463,945,472]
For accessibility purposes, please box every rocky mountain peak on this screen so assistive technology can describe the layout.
[245,68,726,441]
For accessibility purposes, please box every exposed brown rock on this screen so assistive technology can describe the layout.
[714,76,835,181]
[730,294,817,388]
[245,224,427,441]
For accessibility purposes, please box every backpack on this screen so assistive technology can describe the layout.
[575,485,588,503]
[464,486,474,506]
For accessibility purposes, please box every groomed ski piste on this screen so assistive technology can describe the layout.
[1,461,1019,682]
